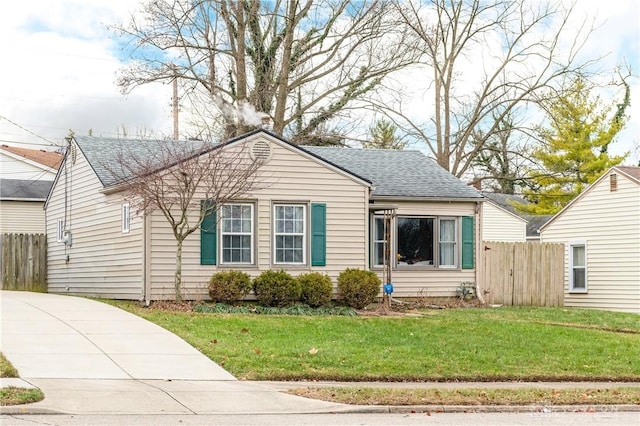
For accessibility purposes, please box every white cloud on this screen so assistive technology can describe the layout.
[0,0,637,165]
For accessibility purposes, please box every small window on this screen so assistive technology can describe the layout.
[274,204,306,264]
[610,174,617,192]
[569,242,587,292]
[439,218,457,268]
[57,219,64,242]
[221,203,253,264]
[372,216,386,267]
[122,203,130,233]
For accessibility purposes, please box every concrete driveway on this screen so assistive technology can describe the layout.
[0,291,351,415]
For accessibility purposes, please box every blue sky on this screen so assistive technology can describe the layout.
[1,0,638,164]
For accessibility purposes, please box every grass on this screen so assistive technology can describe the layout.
[0,353,45,406]
[0,353,19,378]
[111,302,640,382]
[0,387,45,406]
[290,387,640,406]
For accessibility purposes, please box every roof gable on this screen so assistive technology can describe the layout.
[70,130,482,200]
[540,165,640,232]
[0,145,62,170]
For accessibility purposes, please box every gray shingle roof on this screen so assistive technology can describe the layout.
[302,146,482,199]
[74,132,482,200]
[74,136,214,187]
[0,179,53,200]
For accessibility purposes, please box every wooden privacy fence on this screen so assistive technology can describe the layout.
[480,241,564,307]
[1,233,47,292]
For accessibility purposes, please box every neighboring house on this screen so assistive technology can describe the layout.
[0,145,62,233]
[45,130,484,302]
[540,166,640,314]
[481,192,552,242]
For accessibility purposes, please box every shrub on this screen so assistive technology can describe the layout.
[253,270,301,307]
[337,268,381,309]
[298,272,333,308]
[208,270,252,304]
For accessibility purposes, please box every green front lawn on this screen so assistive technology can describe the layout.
[113,302,640,382]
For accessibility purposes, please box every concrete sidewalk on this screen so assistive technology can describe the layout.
[1,291,638,416]
[0,291,351,415]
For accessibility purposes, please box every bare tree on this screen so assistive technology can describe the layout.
[106,139,264,301]
[114,0,418,143]
[383,0,595,177]
[470,110,531,193]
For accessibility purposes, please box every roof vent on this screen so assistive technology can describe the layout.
[250,140,272,162]
[610,174,617,192]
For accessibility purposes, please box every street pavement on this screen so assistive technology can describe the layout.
[1,290,639,417]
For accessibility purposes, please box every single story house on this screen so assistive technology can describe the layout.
[0,145,62,233]
[45,130,485,302]
[481,192,552,242]
[540,166,640,314]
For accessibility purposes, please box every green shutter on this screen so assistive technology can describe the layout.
[311,203,326,266]
[461,216,475,269]
[200,200,217,265]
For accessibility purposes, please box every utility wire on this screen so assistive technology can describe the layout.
[0,115,59,147]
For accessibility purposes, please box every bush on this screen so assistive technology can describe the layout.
[298,272,333,308]
[337,268,381,309]
[253,270,301,307]
[208,270,252,304]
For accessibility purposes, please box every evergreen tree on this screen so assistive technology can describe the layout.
[364,119,407,150]
[519,77,629,214]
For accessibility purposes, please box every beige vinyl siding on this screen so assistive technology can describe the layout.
[0,201,46,233]
[371,200,478,298]
[46,144,143,299]
[482,202,526,242]
[1,152,56,180]
[541,170,640,313]
[148,135,369,300]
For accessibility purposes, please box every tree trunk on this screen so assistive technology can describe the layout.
[175,239,183,302]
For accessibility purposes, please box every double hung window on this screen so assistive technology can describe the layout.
[274,204,305,264]
[221,204,253,264]
[569,242,587,292]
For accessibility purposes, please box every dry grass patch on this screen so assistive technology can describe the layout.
[290,387,640,406]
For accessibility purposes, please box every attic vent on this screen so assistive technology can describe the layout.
[250,140,272,162]
[610,174,617,192]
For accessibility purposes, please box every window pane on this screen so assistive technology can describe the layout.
[572,246,585,267]
[397,217,433,266]
[375,217,384,240]
[440,219,455,242]
[439,242,455,266]
[274,205,305,264]
[573,268,586,289]
[221,204,252,264]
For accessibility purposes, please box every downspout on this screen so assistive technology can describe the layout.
[143,213,152,306]
[475,200,486,304]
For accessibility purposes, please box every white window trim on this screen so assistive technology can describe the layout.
[220,203,255,265]
[273,204,307,265]
[122,203,130,233]
[57,219,64,242]
[438,217,458,269]
[374,215,462,269]
[568,241,587,293]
